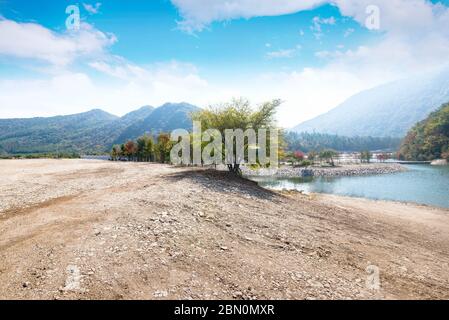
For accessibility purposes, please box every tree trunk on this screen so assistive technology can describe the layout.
[227,163,242,176]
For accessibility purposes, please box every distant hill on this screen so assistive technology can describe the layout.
[118,105,155,126]
[293,68,449,137]
[399,102,449,161]
[0,103,199,155]
[113,103,199,144]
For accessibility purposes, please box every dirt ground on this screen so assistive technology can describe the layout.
[0,159,448,300]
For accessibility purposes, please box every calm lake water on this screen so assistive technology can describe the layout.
[249,165,449,208]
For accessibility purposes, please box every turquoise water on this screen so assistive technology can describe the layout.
[250,165,449,208]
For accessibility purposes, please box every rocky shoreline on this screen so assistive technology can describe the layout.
[243,163,407,178]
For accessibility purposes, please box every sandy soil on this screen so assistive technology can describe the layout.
[0,159,448,300]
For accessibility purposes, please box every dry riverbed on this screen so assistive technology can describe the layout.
[0,159,448,300]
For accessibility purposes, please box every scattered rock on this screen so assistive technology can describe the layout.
[153,290,168,298]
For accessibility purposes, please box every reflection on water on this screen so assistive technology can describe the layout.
[249,165,449,208]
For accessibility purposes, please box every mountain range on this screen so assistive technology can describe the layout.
[3,67,449,156]
[292,68,449,137]
[0,102,199,155]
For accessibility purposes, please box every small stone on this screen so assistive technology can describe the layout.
[153,290,168,298]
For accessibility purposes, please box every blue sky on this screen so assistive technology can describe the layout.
[1,0,449,127]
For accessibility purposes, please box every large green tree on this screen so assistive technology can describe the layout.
[156,133,172,163]
[191,98,282,175]
[137,135,154,162]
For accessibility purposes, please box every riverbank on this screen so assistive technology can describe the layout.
[242,163,407,178]
[0,159,448,299]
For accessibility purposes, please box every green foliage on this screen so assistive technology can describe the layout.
[307,151,318,163]
[285,131,401,153]
[399,102,449,161]
[442,150,449,161]
[155,133,172,163]
[124,140,138,160]
[135,135,154,161]
[292,70,449,137]
[143,135,154,162]
[0,104,197,156]
[113,103,199,145]
[360,150,372,163]
[110,145,121,161]
[191,98,282,174]
[110,133,166,163]
[0,152,80,159]
[319,149,338,166]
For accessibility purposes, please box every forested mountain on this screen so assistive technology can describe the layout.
[0,103,199,155]
[285,131,401,153]
[293,68,449,137]
[113,103,199,144]
[399,102,449,161]
[118,105,155,126]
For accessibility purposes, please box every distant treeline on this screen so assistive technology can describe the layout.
[285,132,402,153]
[0,152,80,160]
[110,133,172,163]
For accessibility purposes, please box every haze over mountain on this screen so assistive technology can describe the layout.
[0,103,199,155]
[292,68,449,138]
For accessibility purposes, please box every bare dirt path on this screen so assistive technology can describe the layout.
[0,159,448,300]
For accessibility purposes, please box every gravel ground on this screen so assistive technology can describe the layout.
[0,159,448,300]
[242,163,407,178]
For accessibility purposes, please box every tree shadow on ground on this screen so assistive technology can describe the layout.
[165,168,281,201]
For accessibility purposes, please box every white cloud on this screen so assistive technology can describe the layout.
[171,0,325,32]
[170,0,449,126]
[266,45,301,59]
[0,61,236,119]
[2,0,449,129]
[344,28,354,37]
[0,17,116,65]
[267,49,296,58]
[314,50,332,59]
[83,2,102,15]
[310,16,336,39]
[266,49,295,59]
[171,0,449,76]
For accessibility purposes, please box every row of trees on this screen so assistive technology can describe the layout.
[110,99,283,175]
[285,149,392,167]
[285,131,401,153]
[110,133,173,163]
[110,98,400,173]
[285,149,338,167]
